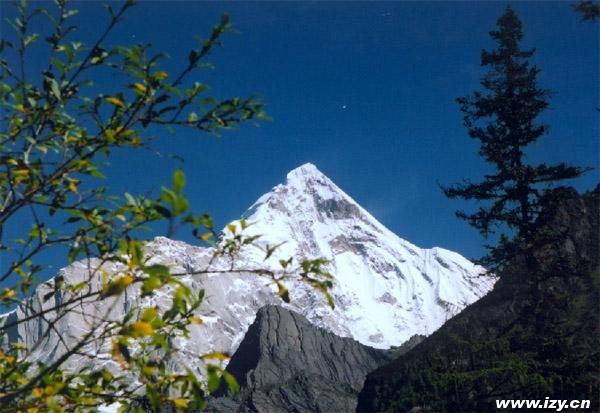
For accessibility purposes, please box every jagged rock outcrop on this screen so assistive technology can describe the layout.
[209,305,422,413]
[357,186,600,412]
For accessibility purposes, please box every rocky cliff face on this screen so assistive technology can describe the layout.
[208,305,422,413]
[1,163,494,381]
[357,186,600,412]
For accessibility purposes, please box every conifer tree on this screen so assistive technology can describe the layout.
[442,6,589,270]
[574,1,600,21]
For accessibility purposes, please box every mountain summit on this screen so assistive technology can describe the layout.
[1,163,495,375]
[230,163,495,347]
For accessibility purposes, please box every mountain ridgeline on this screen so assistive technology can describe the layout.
[0,164,493,402]
[0,164,595,412]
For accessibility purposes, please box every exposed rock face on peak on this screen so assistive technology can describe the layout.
[208,305,422,413]
[1,163,494,381]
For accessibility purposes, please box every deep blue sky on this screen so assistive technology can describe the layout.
[2,1,598,269]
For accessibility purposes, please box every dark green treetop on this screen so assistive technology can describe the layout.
[442,6,589,270]
[574,1,600,21]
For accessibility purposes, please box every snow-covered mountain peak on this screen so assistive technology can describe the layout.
[283,162,341,197]
[2,163,495,379]
[226,164,495,348]
[285,162,323,182]
[243,163,370,227]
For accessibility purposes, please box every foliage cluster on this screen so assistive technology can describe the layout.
[0,1,333,411]
[574,0,600,21]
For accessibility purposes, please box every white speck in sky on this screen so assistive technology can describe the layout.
[342,105,347,110]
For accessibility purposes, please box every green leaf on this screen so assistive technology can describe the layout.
[140,307,158,322]
[187,111,198,123]
[142,276,162,296]
[130,241,143,266]
[206,366,220,393]
[64,9,79,19]
[276,282,290,303]
[173,169,185,193]
[173,196,189,215]
[124,192,136,206]
[49,78,61,100]
[146,384,160,409]
[50,57,65,75]
[142,264,170,278]
[153,204,172,218]
[222,370,239,394]
[324,291,335,309]
[24,33,39,47]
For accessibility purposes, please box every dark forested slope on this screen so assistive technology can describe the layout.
[357,186,599,412]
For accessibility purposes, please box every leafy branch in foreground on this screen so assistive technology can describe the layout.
[0,1,332,411]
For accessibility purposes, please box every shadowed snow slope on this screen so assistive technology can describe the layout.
[1,163,495,377]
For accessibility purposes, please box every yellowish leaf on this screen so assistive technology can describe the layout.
[105,96,125,107]
[112,340,127,369]
[115,127,134,137]
[226,224,237,235]
[190,316,203,325]
[131,321,154,337]
[173,399,188,408]
[201,351,230,361]
[32,388,44,398]
[153,71,169,80]
[133,82,147,93]
[2,288,16,300]
[140,307,158,322]
[80,397,96,405]
[102,274,134,297]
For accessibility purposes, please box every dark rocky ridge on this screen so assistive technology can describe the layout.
[357,186,600,412]
[208,305,422,413]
